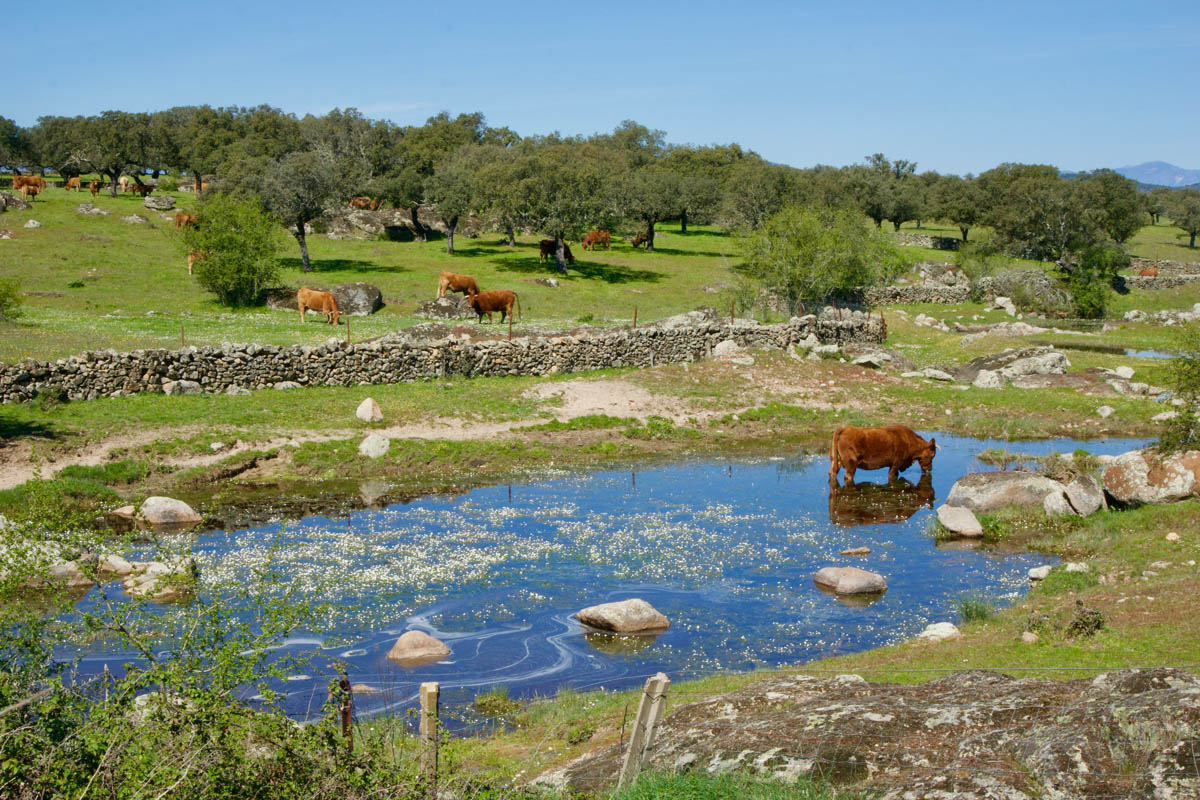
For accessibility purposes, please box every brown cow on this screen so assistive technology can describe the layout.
[175,211,198,229]
[629,233,649,248]
[538,239,575,265]
[437,271,480,298]
[89,180,102,197]
[348,196,372,209]
[297,287,340,325]
[186,249,208,275]
[13,176,46,193]
[130,183,154,197]
[19,184,41,202]
[466,289,520,324]
[581,229,611,250]
[829,425,936,485]
[64,177,81,192]
[1139,267,1159,277]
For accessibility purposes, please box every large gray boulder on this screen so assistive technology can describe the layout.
[936,504,983,536]
[1102,449,1200,506]
[143,195,175,210]
[139,497,202,527]
[540,667,1200,798]
[0,190,32,211]
[1065,475,1106,516]
[945,471,1069,513]
[574,598,670,633]
[956,346,1070,382]
[386,630,450,664]
[813,566,887,595]
[415,296,473,320]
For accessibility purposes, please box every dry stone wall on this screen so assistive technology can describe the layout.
[862,285,971,304]
[0,316,885,404]
[895,232,962,251]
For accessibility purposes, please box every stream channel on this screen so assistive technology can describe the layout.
[73,433,1148,726]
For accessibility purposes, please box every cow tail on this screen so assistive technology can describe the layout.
[516,293,522,322]
[829,427,842,477]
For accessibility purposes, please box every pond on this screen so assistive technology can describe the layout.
[73,434,1147,725]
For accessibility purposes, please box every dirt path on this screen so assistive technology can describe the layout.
[0,377,706,491]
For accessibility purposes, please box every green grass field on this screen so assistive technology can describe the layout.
[0,186,744,362]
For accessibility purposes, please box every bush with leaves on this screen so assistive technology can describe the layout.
[0,276,22,321]
[179,193,284,306]
[1065,243,1129,319]
[738,204,902,309]
[1160,322,1200,452]
[954,233,1005,301]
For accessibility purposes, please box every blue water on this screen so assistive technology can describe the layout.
[73,434,1147,724]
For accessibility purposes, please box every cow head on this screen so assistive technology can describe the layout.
[918,438,937,472]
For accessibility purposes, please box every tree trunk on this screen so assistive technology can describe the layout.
[916,219,923,229]
[194,170,203,195]
[960,226,969,242]
[892,221,901,232]
[296,226,312,272]
[1191,232,1196,248]
[645,219,656,252]
[680,208,688,233]
[445,217,457,254]
[505,222,516,247]
[106,169,119,198]
[410,206,426,241]
[554,235,568,274]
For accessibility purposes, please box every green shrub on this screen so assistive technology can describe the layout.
[473,687,521,716]
[158,174,179,192]
[1160,322,1200,452]
[0,276,22,321]
[180,193,285,306]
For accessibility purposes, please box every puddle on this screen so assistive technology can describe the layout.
[70,434,1148,727]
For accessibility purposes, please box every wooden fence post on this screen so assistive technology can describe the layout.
[730,299,735,325]
[633,307,637,329]
[419,682,439,799]
[617,672,670,791]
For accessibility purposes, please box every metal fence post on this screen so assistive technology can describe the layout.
[617,672,670,791]
[419,681,439,799]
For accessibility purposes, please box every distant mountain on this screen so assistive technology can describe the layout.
[1114,161,1200,188]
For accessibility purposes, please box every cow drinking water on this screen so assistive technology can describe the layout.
[829,425,936,485]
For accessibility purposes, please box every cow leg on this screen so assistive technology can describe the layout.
[299,305,306,324]
[843,460,857,486]
[888,466,900,482]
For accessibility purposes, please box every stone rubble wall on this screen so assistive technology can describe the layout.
[1125,273,1200,290]
[895,232,962,251]
[0,317,885,404]
[862,285,971,305]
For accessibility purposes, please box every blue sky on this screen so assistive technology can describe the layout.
[10,0,1199,175]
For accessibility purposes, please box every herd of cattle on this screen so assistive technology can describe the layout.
[11,174,161,200]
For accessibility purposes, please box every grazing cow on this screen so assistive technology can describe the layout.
[89,180,102,197]
[1139,267,1159,277]
[466,289,519,324]
[297,287,340,325]
[437,271,480,298]
[186,249,208,275]
[538,239,575,265]
[828,474,934,526]
[629,233,649,248]
[130,183,154,197]
[119,176,130,193]
[13,176,47,193]
[174,211,198,229]
[829,425,937,485]
[19,184,40,202]
[64,177,81,192]
[349,196,372,209]
[582,229,611,250]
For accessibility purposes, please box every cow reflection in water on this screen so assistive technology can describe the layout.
[828,474,935,526]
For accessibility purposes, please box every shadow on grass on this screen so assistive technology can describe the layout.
[494,257,664,284]
[635,246,731,258]
[0,414,58,443]
[278,258,411,274]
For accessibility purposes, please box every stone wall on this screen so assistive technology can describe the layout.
[0,317,885,404]
[1126,273,1200,290]
[895,232,962,251]
[862,285,971,304]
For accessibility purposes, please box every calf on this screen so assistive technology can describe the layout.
[349,196,373,209]
[130,183,154,197]
[629,233,649,249]
[466,289,519,324]
[1139,267,1159,277]
[437,271,479,298]
[19,184,40,202]
[297,287,340,325]
[89,180,102,197]
[582,229,611,250]
[538,239,575,265]
[829,425,936,485]
[119,176,130,193]
[64,177,81,192]
[175,211,198,229]
[186,249,208,275]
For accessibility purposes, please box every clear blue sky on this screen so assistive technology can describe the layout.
[10,0,1199,175]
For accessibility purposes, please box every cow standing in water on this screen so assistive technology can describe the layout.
[829,425,937,485]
